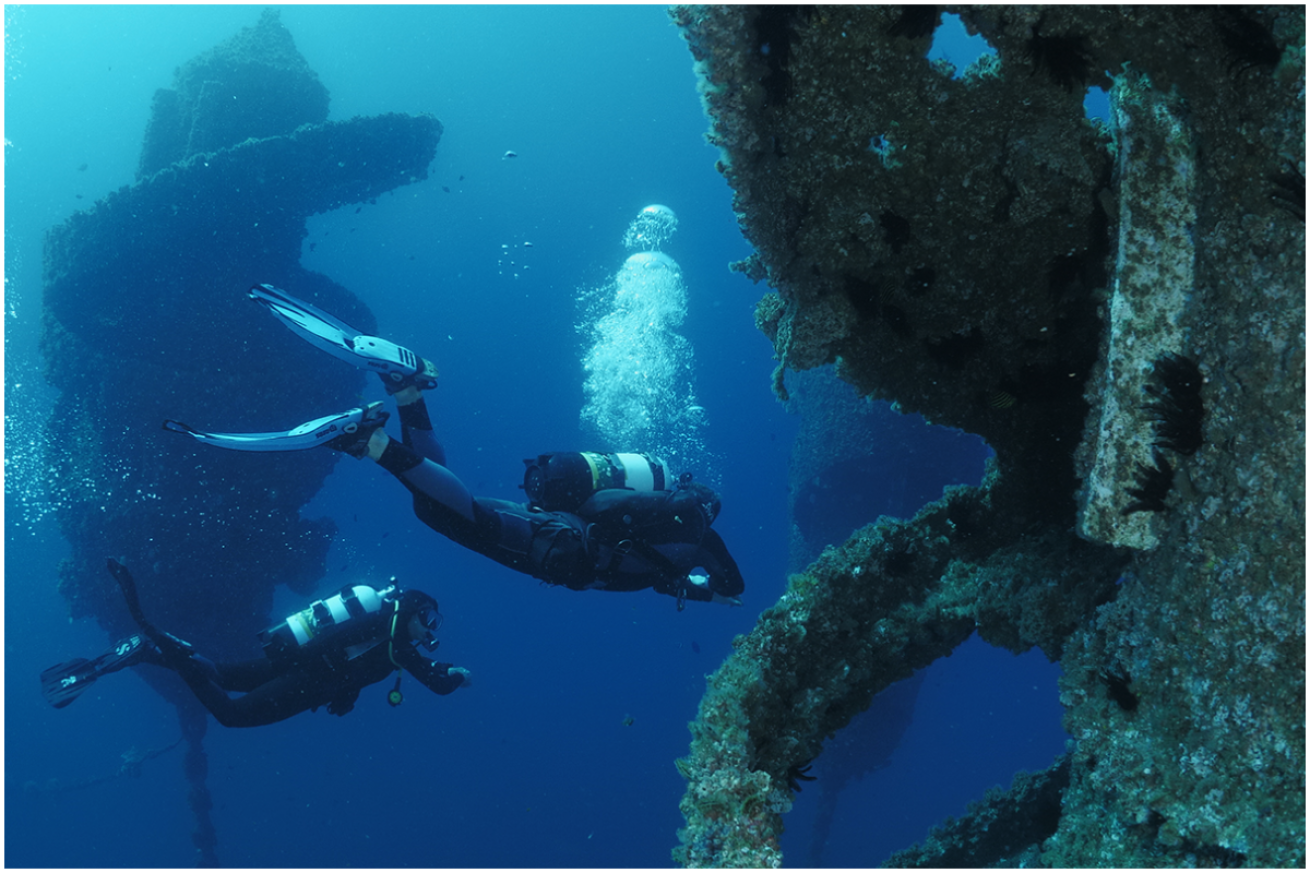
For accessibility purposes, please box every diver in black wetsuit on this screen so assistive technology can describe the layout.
[346,384,745,607]
[164,284,746,610]
[41,560,470,728]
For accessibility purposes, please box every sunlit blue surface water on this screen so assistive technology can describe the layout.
[5,7,1071,867]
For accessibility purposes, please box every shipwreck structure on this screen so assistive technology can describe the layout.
[670,6,1304,867]
[40,10,441,865]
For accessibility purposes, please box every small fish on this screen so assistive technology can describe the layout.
[309,242,317,252]
[691,641,701,654]
[503,150,518,159]
[459,174,465,181]
[77,163,88,172]
[75,194,83,199]
[442,186,450,193]
[622,714,635,727]
[354,207,361,214]
[522,241,533,247]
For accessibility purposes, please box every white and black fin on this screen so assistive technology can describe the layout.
[107,558,149,628]
[40,658,99,708]
[162,406,376,453]
[40,633,153,709]
[249,284,435,388]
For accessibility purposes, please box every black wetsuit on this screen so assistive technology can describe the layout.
[169,613,462,728]
[373,398,745,603]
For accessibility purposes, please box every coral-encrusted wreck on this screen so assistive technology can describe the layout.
[670,6,1303,867]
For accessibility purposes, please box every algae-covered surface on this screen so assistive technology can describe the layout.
[670,6,1304,867]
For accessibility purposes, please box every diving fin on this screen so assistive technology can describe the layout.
[250,284,437,391]
[107,557,148,629]
[41,659,98,709]
[162,404,387,453]
[40,633,154,709]
[105,560,193,665]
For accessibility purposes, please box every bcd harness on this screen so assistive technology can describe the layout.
[491,482,721,605]
[260,582,433,707]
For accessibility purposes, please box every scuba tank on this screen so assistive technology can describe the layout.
[260,582,398,665]
[522,451,672,512]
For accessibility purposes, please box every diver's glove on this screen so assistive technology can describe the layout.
[448,666,473,688]
[689,573,741,605]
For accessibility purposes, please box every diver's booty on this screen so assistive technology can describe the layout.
[325,401,390,458]
[375,349,438,394]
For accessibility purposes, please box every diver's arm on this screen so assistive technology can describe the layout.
[392,645,467,695]
[696,529,746,597]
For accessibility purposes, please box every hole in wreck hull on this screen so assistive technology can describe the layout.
[781,633,1070,866]
[793,408,993,555]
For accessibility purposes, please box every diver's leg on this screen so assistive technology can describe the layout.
[210,658,278,693]
[323,384,441,462]
[392,386,447,466]
[360,392,475,522]
[373,436,475,522]
[173,661,317,728]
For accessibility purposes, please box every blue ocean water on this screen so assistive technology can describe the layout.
[4,7,1069,868]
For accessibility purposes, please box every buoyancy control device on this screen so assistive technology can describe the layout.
[577,482,721,547]
[260,582,397,665]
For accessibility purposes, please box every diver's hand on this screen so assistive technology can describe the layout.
[448,666,472,688]
[711,592,742,607]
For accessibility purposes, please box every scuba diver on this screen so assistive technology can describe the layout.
[163,284,745,610]
[41,558,470,728]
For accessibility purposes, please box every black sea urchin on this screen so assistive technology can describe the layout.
[786,760,817,793]
[1099,667,1139,712]
[1215,8,1281,78]
[1122,449,1174,516]
[1143,353,1204,456]
[1025,25,1094,92]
